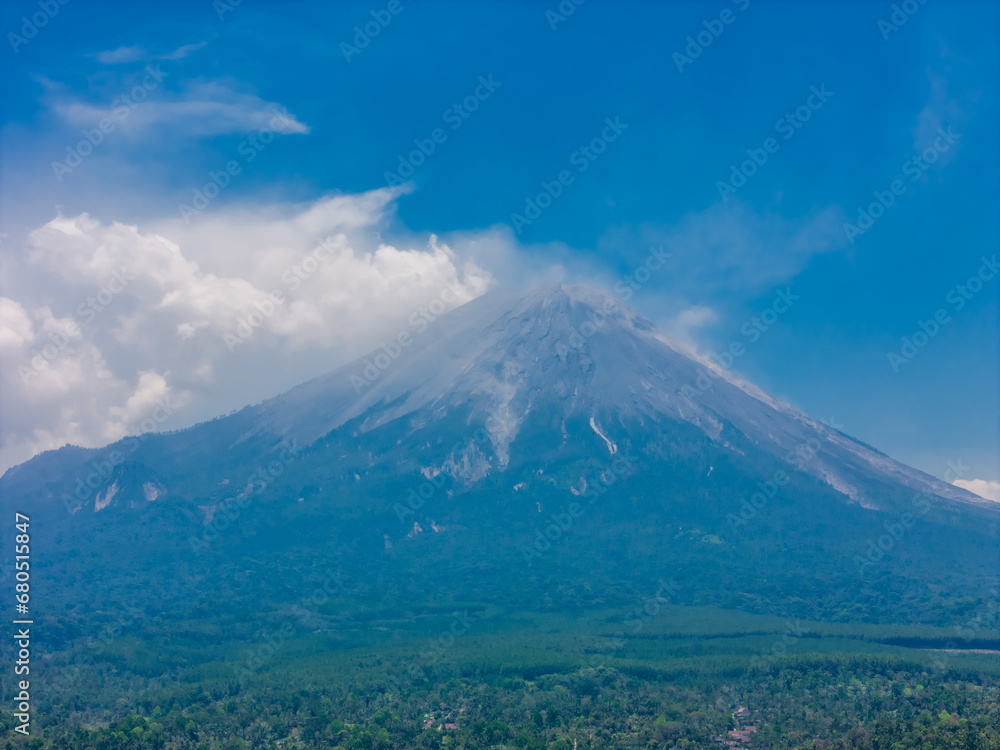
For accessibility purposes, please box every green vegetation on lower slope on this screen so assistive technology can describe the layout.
[2,408,998,748]
[6,603,1000,749]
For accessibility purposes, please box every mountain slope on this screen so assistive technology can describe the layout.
[2,284,999,635]
[1,284,991,517]
[199,284,991,509]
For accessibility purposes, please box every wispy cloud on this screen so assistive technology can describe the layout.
[96,45,144,64]
[912,72,964,161]
[95,41,208,64]
[911,44,976,163]
[49,79,310,137]
[666,305,718,344]
[597,200,846,299]
[160,42,209,60]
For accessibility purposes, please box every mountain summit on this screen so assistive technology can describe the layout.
[239,283,983,510]
[2,284,990,516]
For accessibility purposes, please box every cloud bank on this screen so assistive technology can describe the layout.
[0,187,875,475]
[0,188,491,471]
[953,479,1000,503]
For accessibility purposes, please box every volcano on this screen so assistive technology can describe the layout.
[230,283,988,510]
[2,284,997,626]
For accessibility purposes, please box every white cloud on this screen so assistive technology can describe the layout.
[953,479,1000,503]
[0,297,185,468]
[0,191,855,474]
[0,298,33,350]
[96,45,144,64]
[912,72,964,164]
[666,305,718,344]
[441,201,845,344]
[160,42,209,60]
[436,224,576,289]
[95,41,207,64]
[596,201,845,300]
[910,42,979,168]
[0,188,492,472]
[50,80,309,137]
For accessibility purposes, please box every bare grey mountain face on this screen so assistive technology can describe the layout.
[248,283,986,511]
[2,284,991,517]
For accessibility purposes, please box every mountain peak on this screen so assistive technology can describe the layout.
[247,284,986,510]
[4,283,987,516]
[1,284,997,528]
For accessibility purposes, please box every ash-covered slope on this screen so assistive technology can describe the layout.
[243,283,985,510]
[1,283,990,518]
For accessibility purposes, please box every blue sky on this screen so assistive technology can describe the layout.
[0,0,997,490]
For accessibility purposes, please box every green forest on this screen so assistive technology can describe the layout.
[4,597,1000,750]
[3,405,998,750]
